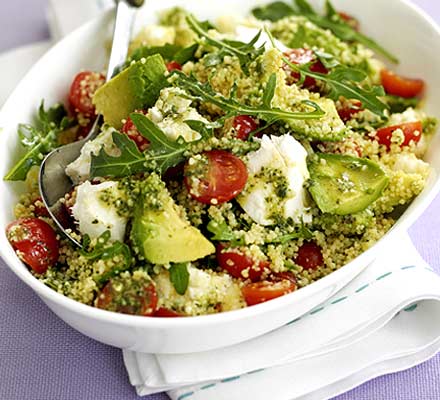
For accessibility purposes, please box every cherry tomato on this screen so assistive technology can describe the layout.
[295,241,324,270]
[337,99,363,122]
[232,115,259,140]
[68,71,105,116]
[380,69,424,98]
[241,273,297,306]
[6,218,59,274]
[166,61,182,72]
[338,12,360,31]
[374,121,422,150]
[216,243,270,282]
[154,307,184,317]
[284,49,328,90]
[121,113,150,151]
[184,150,248,205]
[96,277,158,316]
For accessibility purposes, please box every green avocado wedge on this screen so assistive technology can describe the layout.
[130,173,215,264]
[307,153,389,215]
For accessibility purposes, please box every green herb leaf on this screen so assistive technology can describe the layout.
[127,43,198,67]
[186,14,265,73]
[384,95,420,114]
[173,43,199,65]
[262,73,277,108]
[90,131,146,178]
[252,0,398,63]
[207,220,244,246]
[4,101,73,181]
[172,71,325,123]
[169,263,190,295]
[80,231,134,285]
[130,113,189,173]
[284,57,388,117]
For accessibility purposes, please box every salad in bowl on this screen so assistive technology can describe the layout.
[4,0,437,318]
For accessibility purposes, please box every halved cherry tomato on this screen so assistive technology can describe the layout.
[166,61,182,72]
[232,115,259,140]
[338,12,360,31]
[216,243,270,282]
[337,99,363,122]
[6,218,59,274]
[96,278,158,316]
[154,307,184,317]
[184,150,248,205]
[68,71,105,116]
[375,121,422,150]
[284,49,328,90]
[295,241,324,270]
[241,272,297,306]
[380,69,424,98]
[121,112,150,151]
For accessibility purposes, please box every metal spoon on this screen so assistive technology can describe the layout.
[39,0,144,247]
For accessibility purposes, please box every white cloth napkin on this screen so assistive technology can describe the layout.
[123,233,440,399]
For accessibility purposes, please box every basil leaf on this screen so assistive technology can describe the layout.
[169,263,190,295]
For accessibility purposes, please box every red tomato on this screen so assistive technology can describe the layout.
[232,115,259,140]
[295,241,324,270]
[284,49,328,90]
[184,150,248,205]
[338,12,360,31]
[6,218,59,274]
[154,307,184,317]
[68,71,105,117]
[121,113,150,151]
[96,279,158,316]
[337,99,363,122]
[166,61,182,72]
[216,243,270,282]
[380,69,424,98]
[241,273,297,306]
[374,121,422,150]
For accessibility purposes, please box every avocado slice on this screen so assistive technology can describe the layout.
[307,153,389,215]
[131,173,215,264]
[93,54,168,129]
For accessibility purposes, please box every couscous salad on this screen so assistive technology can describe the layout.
[4,1,437,316]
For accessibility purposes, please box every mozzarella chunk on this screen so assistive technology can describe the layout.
[154,264,245,315]
[71,181,128,242]
[237,134,311,225]
[388,108,424,126]
[66,126,118,184]
[148,87,209,142]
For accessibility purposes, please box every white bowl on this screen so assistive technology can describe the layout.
[1,0,440,354]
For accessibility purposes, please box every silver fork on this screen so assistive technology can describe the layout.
[39,0,143,247]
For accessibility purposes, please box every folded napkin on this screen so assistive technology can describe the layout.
[123,233,440,399]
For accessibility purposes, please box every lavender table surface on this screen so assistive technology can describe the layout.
[1,1,439,399]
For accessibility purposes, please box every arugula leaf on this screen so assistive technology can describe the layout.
[207,220,244,246]
[130,113,189,173]
[169,263,190,295]
[90,131,146,178]
[172,71,325,123]
[89,114,190,179]
[4,101,73,181]
[127,43,198,67]
[384,95,420,114]
[252,0,398,63]
[186,14,265,73]
[80,232,134,285]
[252,1,296,21]
[283,57,388,117]
[128,54,169,108]
[262,73,277,108]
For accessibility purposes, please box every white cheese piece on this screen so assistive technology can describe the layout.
[71,181,128,242]
[388,108,423,126]
[65,126,119,184]
[237,134,312,226]
[148,87,209,142]
[234,26,289,52]
[392,153,430,176]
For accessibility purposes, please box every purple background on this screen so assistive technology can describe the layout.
[1,0,439,399]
